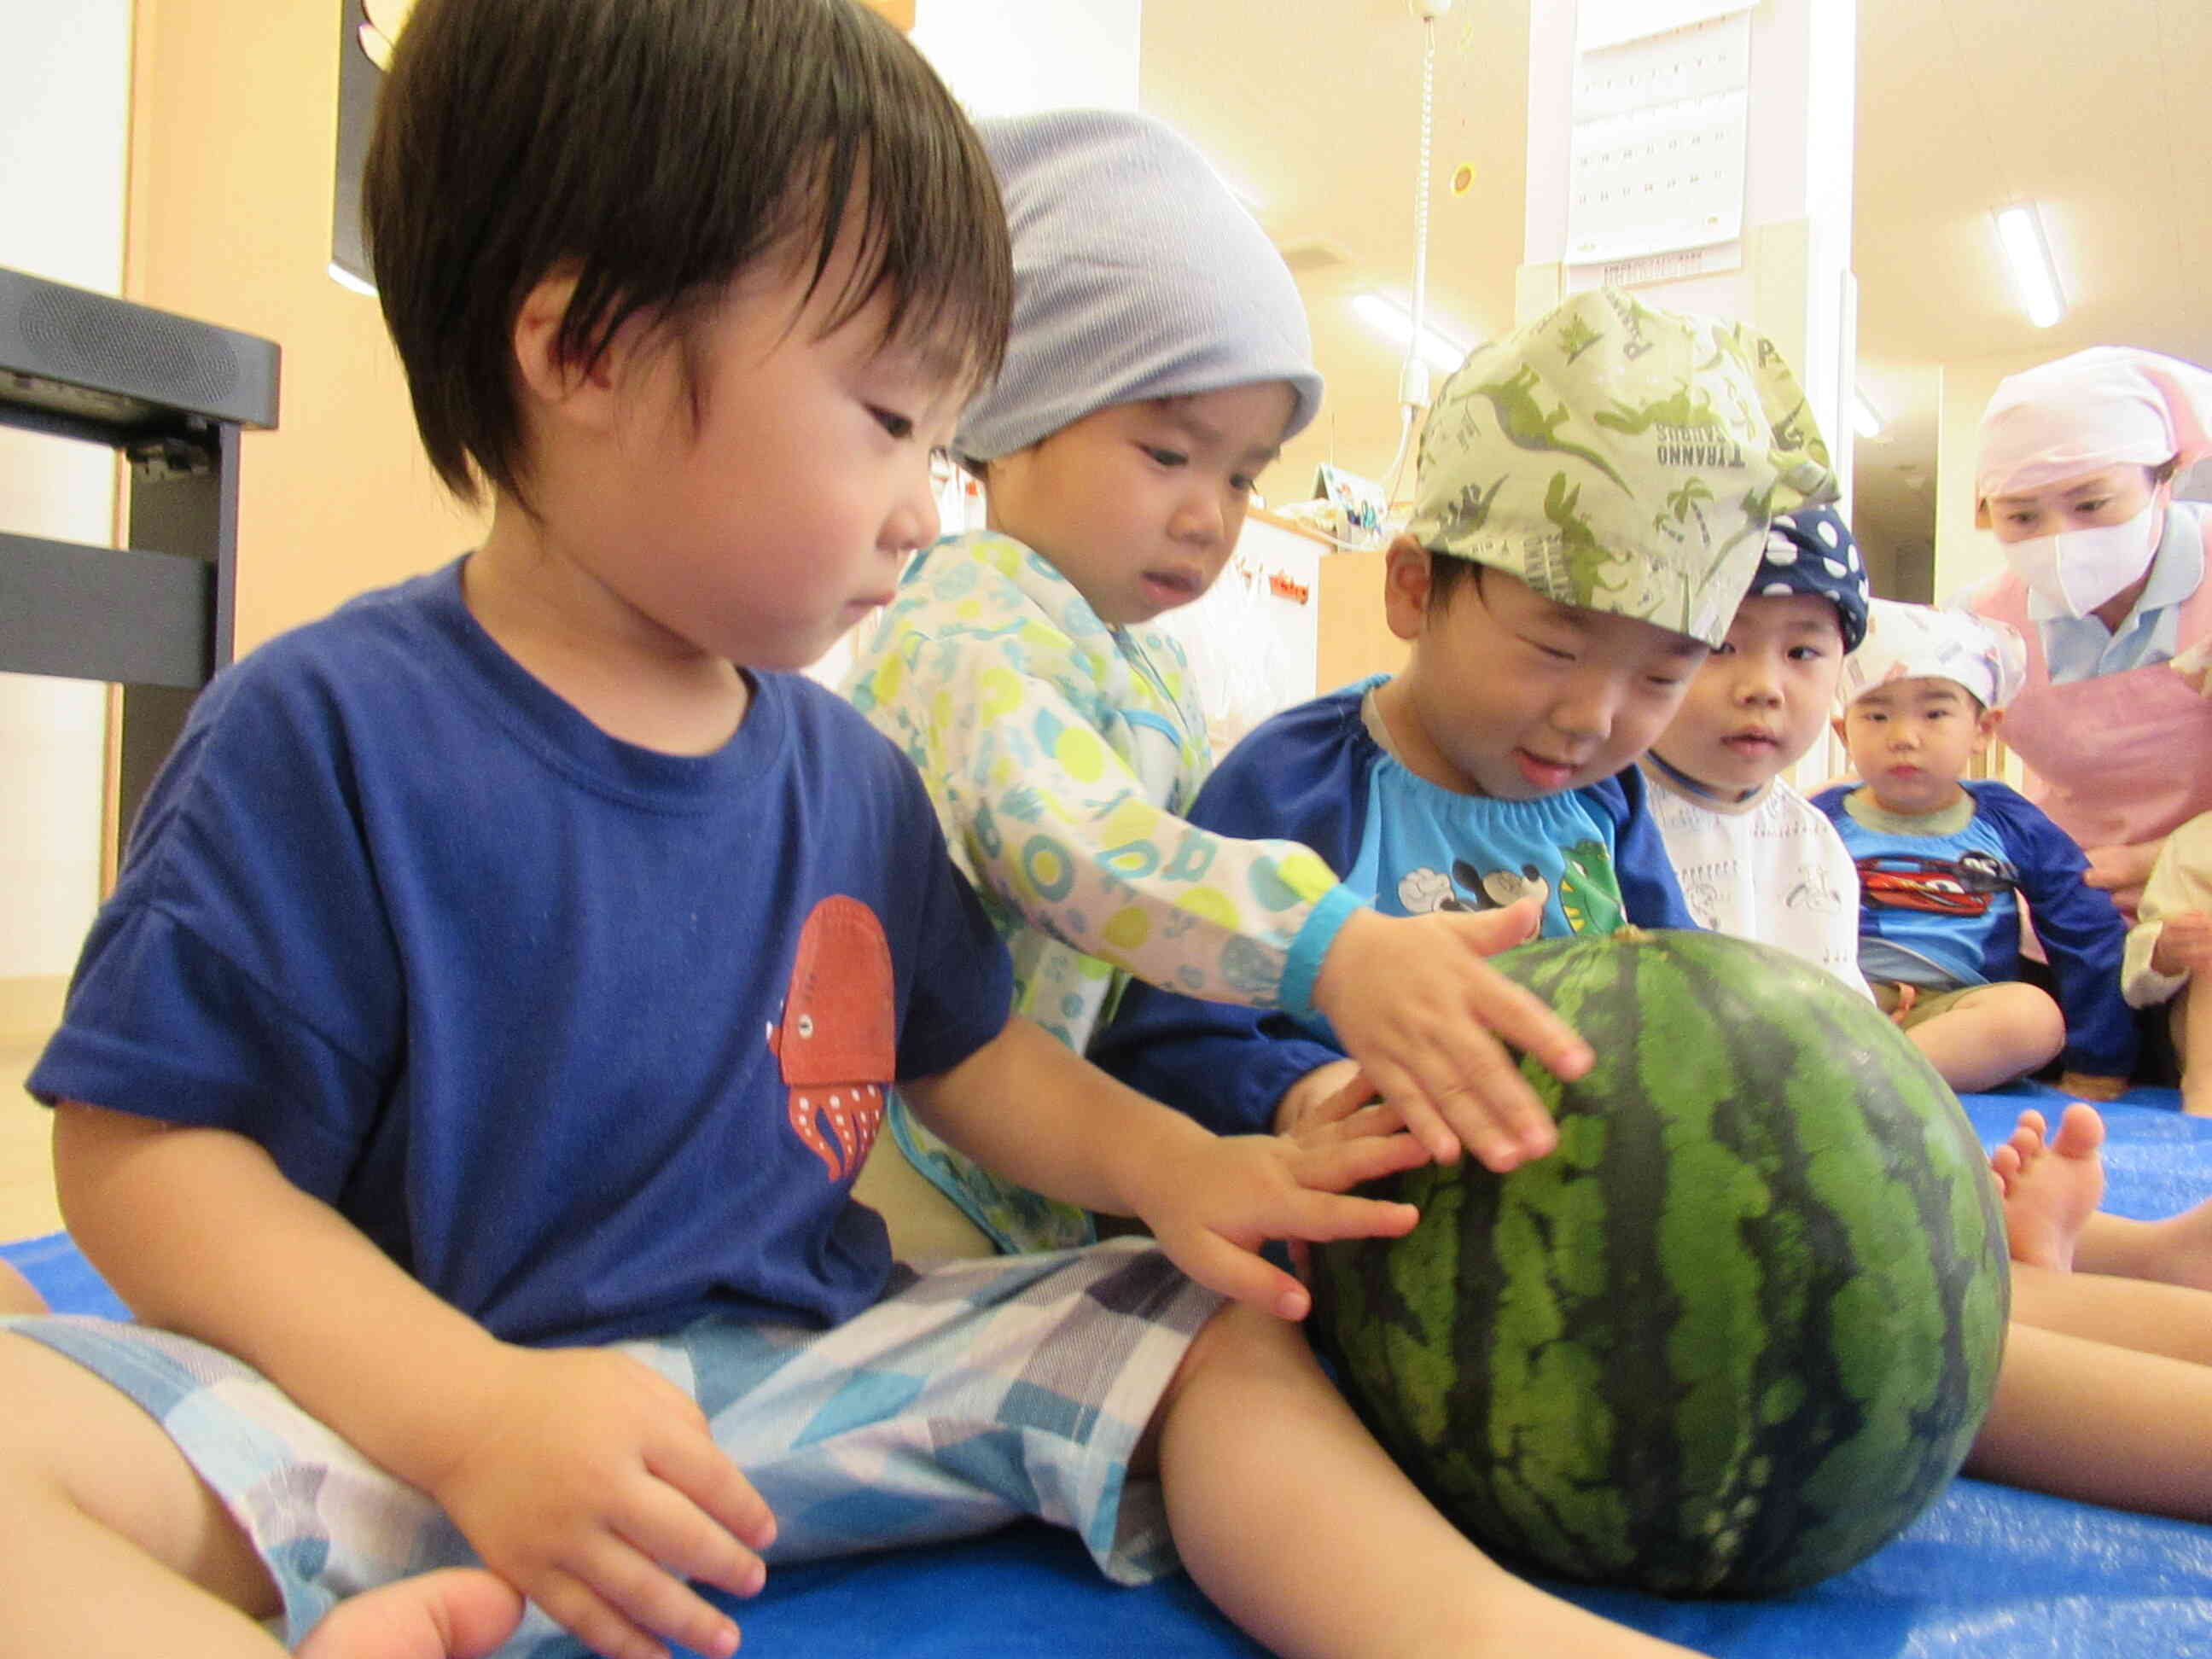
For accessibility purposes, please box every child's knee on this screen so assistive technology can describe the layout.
[2016,985,2067,1059]
[1976,982,2064,1062]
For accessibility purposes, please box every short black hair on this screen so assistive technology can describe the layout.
[364,0,1011,508]
[1425,551,1483,613]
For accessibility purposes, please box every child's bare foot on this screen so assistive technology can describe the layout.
[1991,1104,2106,1272]
[0,1260,47,1316]
[296,1569,524,1659]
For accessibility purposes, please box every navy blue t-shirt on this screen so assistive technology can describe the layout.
[30,560,1012,1345]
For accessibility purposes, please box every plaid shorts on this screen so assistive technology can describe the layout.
[3,1238,1219,1655]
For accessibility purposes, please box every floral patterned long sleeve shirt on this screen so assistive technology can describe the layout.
[841,531,1359,1249]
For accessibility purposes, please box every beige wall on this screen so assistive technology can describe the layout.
[125,2,486,659]
[1315,547,1406,696]
[114,0,940,661]
[2,0,131,985]
[1931,346,2058,605]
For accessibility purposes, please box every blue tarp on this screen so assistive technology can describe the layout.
[12,1086,2211,1656]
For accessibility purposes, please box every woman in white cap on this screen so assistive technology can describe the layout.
[1955,347,2212,921]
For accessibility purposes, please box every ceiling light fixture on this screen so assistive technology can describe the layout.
[1994,204,2064,329]
[1352,291,1469,379]
[1851,387,1884,439]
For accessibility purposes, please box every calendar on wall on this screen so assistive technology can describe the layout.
[1575,0,1755,54]
[1563,10,1752,271]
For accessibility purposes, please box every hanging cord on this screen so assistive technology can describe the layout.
[1378,8,1443,513]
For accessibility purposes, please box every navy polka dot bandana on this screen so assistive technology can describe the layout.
[1748,503,1868,651]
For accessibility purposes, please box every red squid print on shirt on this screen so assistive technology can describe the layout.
[768,894,895,1181]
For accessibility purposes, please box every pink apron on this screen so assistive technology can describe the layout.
[1965,508,2212,905]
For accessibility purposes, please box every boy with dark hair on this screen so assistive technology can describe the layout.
[0,6,1704,1659]
[1093,288,1825,1139]
[1640,504,1871,992]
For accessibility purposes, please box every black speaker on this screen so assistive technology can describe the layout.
[0,265,279,433]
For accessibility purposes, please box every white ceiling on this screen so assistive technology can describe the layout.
[1134,0,2212,588]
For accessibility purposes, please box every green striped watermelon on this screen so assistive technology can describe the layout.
[1312,927,2008,1598]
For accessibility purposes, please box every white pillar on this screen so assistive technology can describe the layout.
[1518,0,1859,504]
[2,0,131,1013]
[911,0,1142,118]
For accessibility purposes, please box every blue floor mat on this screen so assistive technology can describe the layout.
[10,1084,2212,1656]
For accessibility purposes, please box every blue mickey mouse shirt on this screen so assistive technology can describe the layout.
[1092,678,1697,1136]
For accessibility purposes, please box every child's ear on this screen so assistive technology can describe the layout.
[1830,713,1848,744]
[1382,536,1433,642]
[1978,704,2005,744]
[510,266,623,432]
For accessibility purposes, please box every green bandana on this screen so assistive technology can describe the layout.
[1406,288,1838,647]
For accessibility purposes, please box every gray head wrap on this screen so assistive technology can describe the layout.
[954,108,1323,464]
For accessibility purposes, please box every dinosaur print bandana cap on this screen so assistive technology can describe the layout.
[1837,599,2029,712]
[1407,287,1838,647]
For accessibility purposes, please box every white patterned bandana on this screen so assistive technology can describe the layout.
[1837,599,2028,712]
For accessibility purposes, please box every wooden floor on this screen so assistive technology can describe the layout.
[0,1033,61,1241]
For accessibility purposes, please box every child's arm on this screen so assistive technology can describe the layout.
[1989,790,2139,1084]
[1088,974,1353,1138]
[862,622,1585,1168]
[55,1100,768,1659]
[899,1016,1425,1318]
[2125,824,2212,1005]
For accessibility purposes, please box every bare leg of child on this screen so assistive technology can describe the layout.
[1153,1304,1703,1658]
[0,1330,294,1655]
[2064,1202,2212,1295]
[2,1332,527,1659]
[1994,1076,2212,1294]
[1906,983,2064,1094]
[0,1260,48,1316]
[2011,1263,2212,1368]
[297,1570,523,1659]
[2179,985,2212,1118]
[1970,1318,2212,1520]
[1990,1105,2104,1272]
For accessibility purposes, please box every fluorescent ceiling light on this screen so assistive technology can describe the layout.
[1352,292,1469,377]
[1994,204,2064,329]
[1851,387,1884,439]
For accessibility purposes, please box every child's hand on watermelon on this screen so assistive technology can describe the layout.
[1272,1058,1375,1137]
[1311,898,1590,1173]
[1123,1121,1423,1320]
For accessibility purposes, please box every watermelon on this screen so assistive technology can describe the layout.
[1311,927,2009,1598]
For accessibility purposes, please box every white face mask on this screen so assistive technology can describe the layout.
[2004,501,2163,618]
